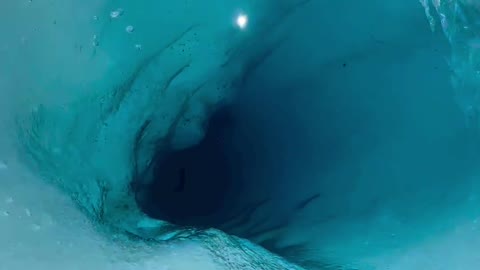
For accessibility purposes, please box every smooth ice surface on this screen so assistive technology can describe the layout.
[3,0,480,270]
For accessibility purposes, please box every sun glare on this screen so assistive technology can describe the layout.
[236,13,248,29]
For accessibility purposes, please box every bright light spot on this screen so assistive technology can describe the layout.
[236,13,248,29]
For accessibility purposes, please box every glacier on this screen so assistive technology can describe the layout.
[3,0,480,269]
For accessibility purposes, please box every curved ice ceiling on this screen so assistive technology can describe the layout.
[3,0,480,269]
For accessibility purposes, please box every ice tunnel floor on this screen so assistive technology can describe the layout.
[300,182,480,270]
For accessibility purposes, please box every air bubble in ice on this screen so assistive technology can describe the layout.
[126,25,134,33]
[110,8,124,19]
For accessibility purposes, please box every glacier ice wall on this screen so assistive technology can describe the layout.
[3,0,480,269]
[9,0,292,237]
[1,0,316,269]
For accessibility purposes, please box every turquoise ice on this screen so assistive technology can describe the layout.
[2,0,480,269]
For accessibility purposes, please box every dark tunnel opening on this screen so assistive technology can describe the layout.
[136,98,304,231]
[131,62,331,270]
[135,96,325,268]
[140,105,242,228]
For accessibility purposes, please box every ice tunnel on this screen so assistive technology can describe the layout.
[3,0,480,269]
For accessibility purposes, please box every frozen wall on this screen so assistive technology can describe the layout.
[230,0,480,267]
[1,0,322,269]
[2,0,480,269]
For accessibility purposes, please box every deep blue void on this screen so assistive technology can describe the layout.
[141,105,239,227]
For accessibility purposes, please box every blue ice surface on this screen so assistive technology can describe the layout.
[2,0,480,269]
